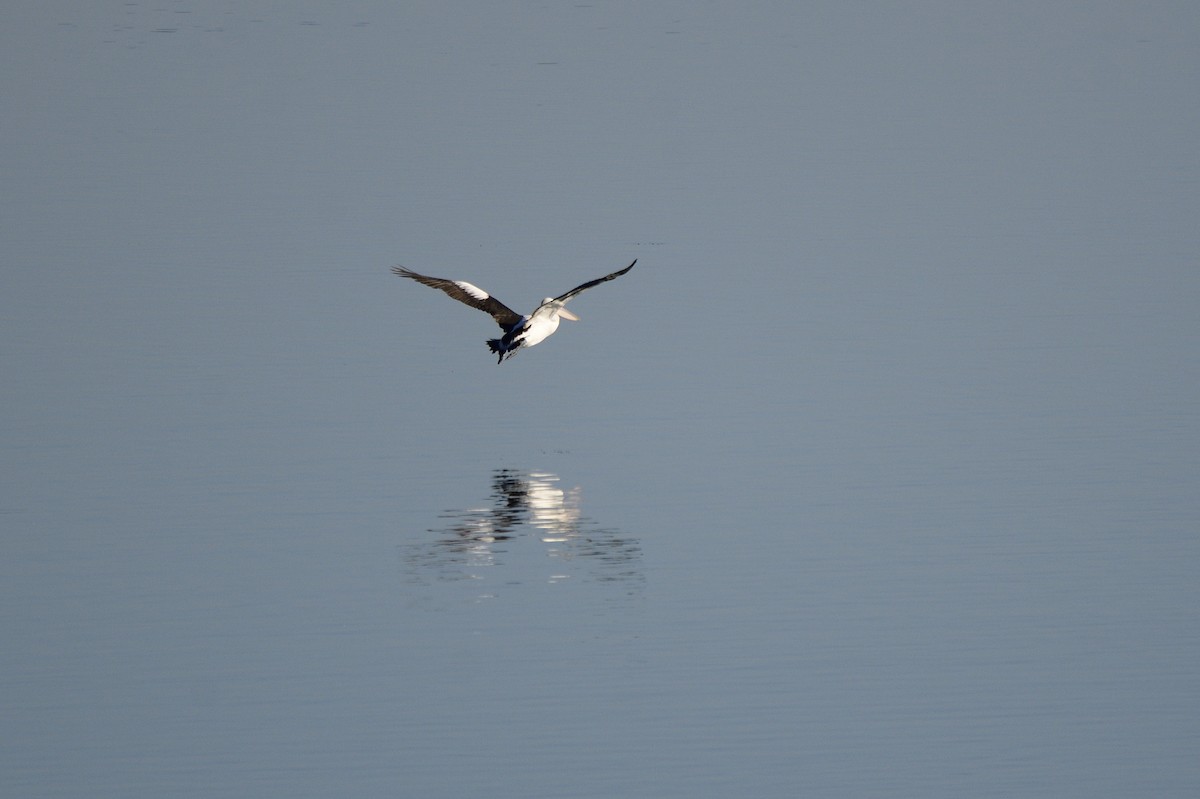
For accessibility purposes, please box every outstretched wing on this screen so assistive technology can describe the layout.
[552,259,637,304]
[393,267,524,330]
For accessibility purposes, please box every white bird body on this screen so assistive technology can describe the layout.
[393,260,634,363]
[515,300,579,348]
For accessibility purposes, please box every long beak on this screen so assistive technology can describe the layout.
[559,307,579,321]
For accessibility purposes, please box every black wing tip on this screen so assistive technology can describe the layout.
[392,265,416,278]
[608,258,637,279]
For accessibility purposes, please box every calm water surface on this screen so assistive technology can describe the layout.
[3,3,1198,797]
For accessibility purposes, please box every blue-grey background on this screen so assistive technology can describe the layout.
[3,2,1198,797]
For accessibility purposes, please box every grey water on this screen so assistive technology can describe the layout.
[3,2,1198,797]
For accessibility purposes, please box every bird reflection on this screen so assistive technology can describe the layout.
[402,469,642,593]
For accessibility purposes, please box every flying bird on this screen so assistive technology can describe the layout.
[393,259,636,363]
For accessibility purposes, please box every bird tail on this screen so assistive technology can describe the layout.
[487,338,506,364]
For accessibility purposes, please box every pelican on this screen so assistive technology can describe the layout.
[393,259,636,363]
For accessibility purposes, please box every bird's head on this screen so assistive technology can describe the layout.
[542,299,579,321]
